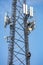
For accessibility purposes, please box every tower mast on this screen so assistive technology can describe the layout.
[4,0,35,65]
[23,0,31,65]
[8,0,17,65]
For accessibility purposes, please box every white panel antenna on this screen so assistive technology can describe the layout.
[4,12,11,27]
[23,4,28,14]
[4,12,9,23]
[30,6,33,17]
[26,4,28,14]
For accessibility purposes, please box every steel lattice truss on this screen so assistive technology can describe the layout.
[4,0,35,65]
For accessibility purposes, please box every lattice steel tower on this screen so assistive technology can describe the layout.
[4,0,35,65]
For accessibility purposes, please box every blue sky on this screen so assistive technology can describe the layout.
[0,0,43,65]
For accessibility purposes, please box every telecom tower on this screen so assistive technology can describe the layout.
[4,0,35,65]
